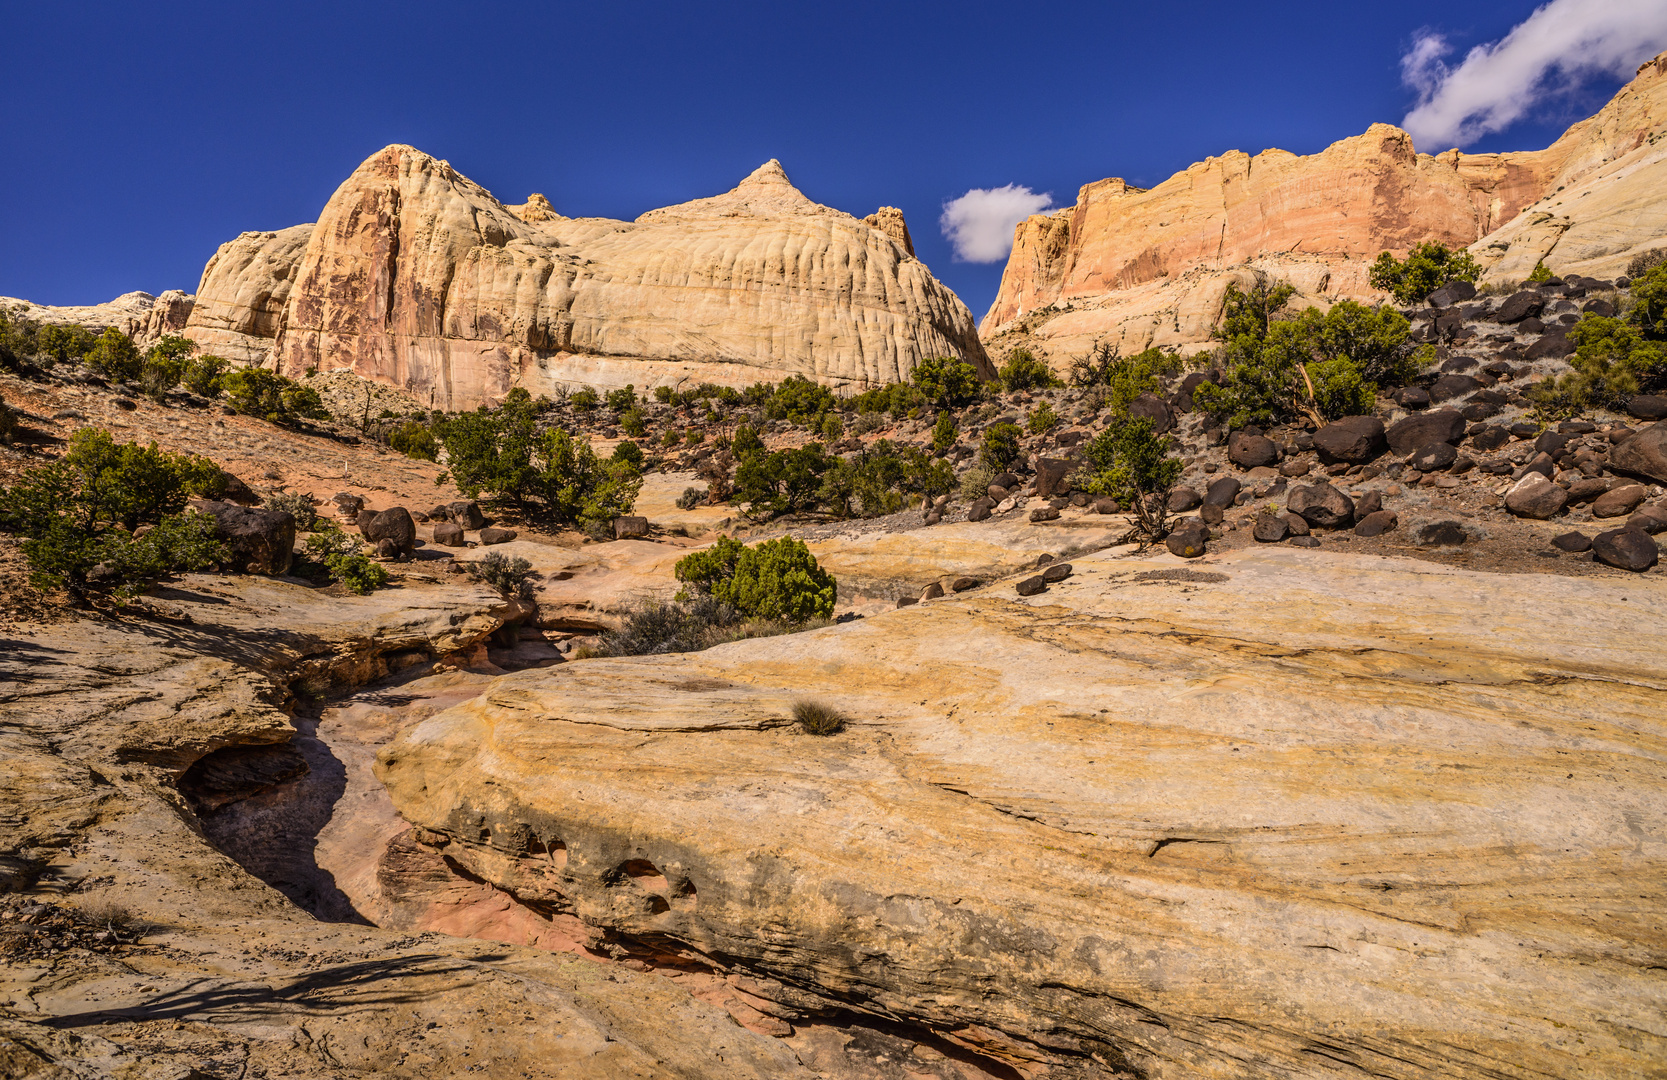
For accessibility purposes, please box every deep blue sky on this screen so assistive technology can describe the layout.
[0,0,1638,319]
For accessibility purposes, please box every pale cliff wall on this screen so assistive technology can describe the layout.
[983,49,1667,366]
[180,149,988,409]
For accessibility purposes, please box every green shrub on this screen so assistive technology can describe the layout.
[83,328,142,381]
[1026,402,1058,434]
[653,385,676,404]
[605,385,637,413]
[465,550,535,600]
[436,389,641,528]
[1526,261,1553,284]
[911,356,983,409]
[732,423,765,461]
[958,463,995,502]
[1532,267,1667,411]
[137,335,197,401]
[0,429,228,600]
[1076,417,1182,541]
[326,553,389,595]
[222,368,329,425]
[819,412,844,442]
[792,700,847,735]
[1307,358,1374,419]
[389,420,439,461]
[1368,242,1481,305]
[676,486,705,510]
[262,491,319,531]
[1067,344,1181,413]
[675,535,836,622]
[0,395,18,445]
[765,375,836,425]
[303,520,361,564]
[620,406,647,437]
[931,411,958,455]
[181,354,229,398]
[661,428,681,447]
[685,428,704,446]
[1627,248,1666,279]
[998,349,1061,391]
[849,381,923,418]
[1633,262,1667,337]
[612,439,644,470]
[570,388,600,411]
[34,323,98,366]
[979,422,1022,472]
[735,443,830,517]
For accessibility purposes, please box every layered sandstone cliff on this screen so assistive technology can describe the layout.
[983,49,1667,366]
[179,149,988,408]
[0,288,195,346]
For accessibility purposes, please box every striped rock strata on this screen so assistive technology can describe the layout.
[379,545,1667,1079]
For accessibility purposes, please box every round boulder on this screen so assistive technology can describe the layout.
[1408,441,1458,473]
[1417,520,1469,546]
[479,526,519,545]
[1286,482,1356,529]
[1253,513,1289,543]
[1608,421,1667,484]
[1203,477,1242,508]
[1504,473,1568,519]
[362,507,418,559]
[1354,509,1398,537]
[1551,531,1592,553]
[1387,409,1467,456]
[1313,416,1387,465]
[1128,393,1175,435]
[432,521,466,547]
[188,500,296,576]
[1168,486,1203,513]
[1015,575,1048,596]
[1592,483,1648,518]
[1165,520,1209,559]
[1592,528,1659,572]
[1228,432,1278,470]
[1627,395,1667,420]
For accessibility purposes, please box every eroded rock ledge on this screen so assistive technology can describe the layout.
[379,546,1667,1079]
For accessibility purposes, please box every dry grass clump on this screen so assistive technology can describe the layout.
[792,699,847,736]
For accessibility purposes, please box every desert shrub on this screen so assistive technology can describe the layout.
[684,428,704,446]
[83,328,142,381]
[605,385,637,413]
[1068,344,1182,413]
[389,420,439,461]
[1368,242,1481,304]
[222,368,329,425]
[0,395,18,445]
[958,462,995,502]
[911,356,982,409]
[262,491,319,531]
[1076,417,1182,541]
[661,428,681,447]
[979,422,1022,472]
[675,534,836,622]
[1307,358,1375,419]
[849,381,923,418]
[1633,262,1667,336]
[1026,402,1058,434]
[437,389,641,528]
[570,388,599,411]
[732,423,765,460]
[817,439,950,519]
[792,700,847,736]
[620,406,647,437]
[1532,266,1667,412]
[326,553,390,595]
[676,486,705,510]
[465,550,535,601]
[697,449,735,503]
[181,354,229,398]
[303,520,361,563]
[765,375,836,425]
[734,443,830,517]
[998,348,1061,391]
[1626,247,1667,279]
[851,411,887,436]
[931,411,958,455]
[0,430,228,600]
[135,335,194,401]
[612,439,645,470]
[34,323,98,366]
[819,412,844,442]
[1526,261,1553,284]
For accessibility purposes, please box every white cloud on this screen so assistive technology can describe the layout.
[1400,0,1667,150]
[939,185,1054,263]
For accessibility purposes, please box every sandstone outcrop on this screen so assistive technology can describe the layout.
[379,545,1667,1078]
[982,49,1667,368]
[179,148,988,408]
[0,288,195,348]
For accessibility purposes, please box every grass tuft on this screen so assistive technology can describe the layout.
[792,700,848,736]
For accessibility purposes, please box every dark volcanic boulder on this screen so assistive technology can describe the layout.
[432,520,466,547]
[1592,528,1659,572]
[1252,512,1289,543]
[1609,422,1667,483]
[188,500,296,575]
[1387,409,1466,456]
[1203,477,1242,508]
[1551,531,1593,553]
[1408,442,1458,473]
[1313,416,1386,465]
[1286,482,1355,529]
[1128,393,1174,434]
[1165,519,1209,559]
[1504,474,1568,519]
[1228,432,1278,469]
[1526,332,1574,361]
[480,526,520,545]
[446,500,487,530]
[1034,457,1073,497]
[363,507,417,559]
[1592,484,1648,519]
[1627,395,1667,420]
[1396,386,1431,410]
[1417,520,1469,546]
[1354,509,1398,537]
[1167,486,1203,513]
[1496,290,1545,323]
[1429,374,1481,403]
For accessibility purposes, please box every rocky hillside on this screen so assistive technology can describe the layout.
[982,50,1667,368]
[178,149,988,409]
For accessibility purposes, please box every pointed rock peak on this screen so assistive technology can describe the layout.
[510,193,564,223]
[739,159,793,188]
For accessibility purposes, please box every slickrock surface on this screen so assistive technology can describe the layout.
[0,576,812,1079]
[982,50,1667,367]
[0,289,195,348]
[178,149,988,407]
[380,545,1667,1079]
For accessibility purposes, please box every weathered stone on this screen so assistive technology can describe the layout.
[188,500,296,575]
[1417,520,1469,546]
[1471,425,1510,452]
[1228,432,1278,469]
[1609,421,1667,483]
[362,507,418,559]
[1253,513,1289,542]
[1408,441,1458,472]
[1353,490,1383,520]
[1312,415,1386,465]
[432,521,466,547]
[1029,507,1060,522]
[1127,393,1175,434]
[920,582,945,601]
[1203,477,1242,507]
[1526,332,1574,360]
[479,526,518,545]
[1033,457,1072,497]
[1592,484,1648,518]
[1495,290,1545,323]
[447,500,487,530]
[967,499,993,522]
[1628,395,1667,420]
[1015,575,1048,596]
[1286,482,1355,529]
[613,516,650,540]
[1093,497,1120,514]
[1168,486,1203,512]
[1566,477,1611,504]
[1504,473,1569,519]
[1354,509,1398,536]
[1041,563,1073,583]
[1396,386,1431,409]
[1165,520,1209,558]
[1387,409,1467,455]
[1280,511,1310,536]
[1429,374,1481,402]
[1552,531,1593,552]
[1592,527,1659,571]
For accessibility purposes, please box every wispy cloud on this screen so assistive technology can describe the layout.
[939,185,1054,263]
[1400,0,1667,151]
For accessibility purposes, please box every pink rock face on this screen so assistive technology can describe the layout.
[184,148,988,409]
[981,49,1667,364]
